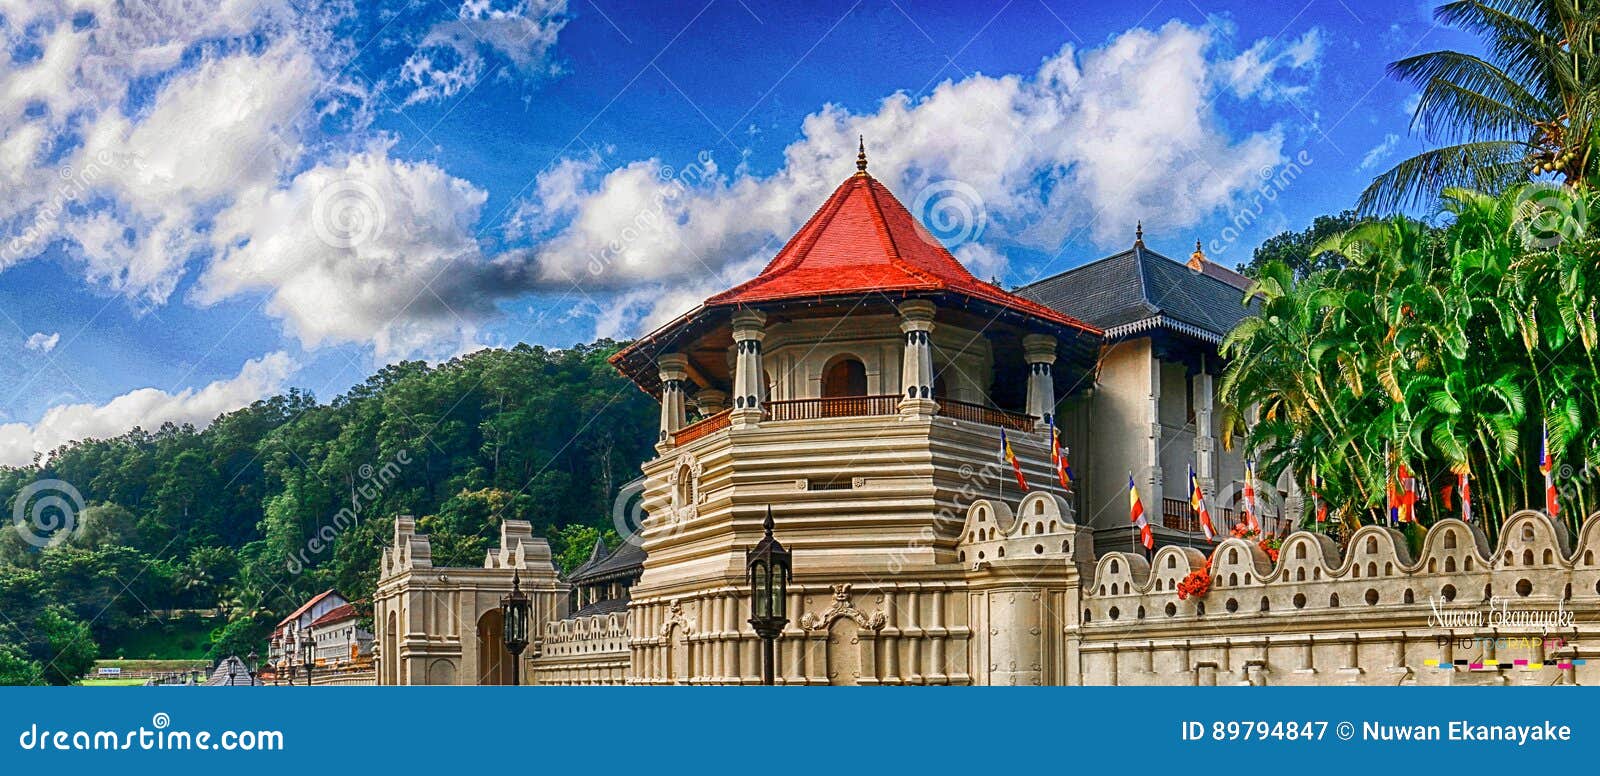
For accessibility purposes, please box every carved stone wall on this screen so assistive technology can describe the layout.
[1079,510,1600,686]
[533,612,630,686]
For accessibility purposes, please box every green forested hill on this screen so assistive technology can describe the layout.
[0,340,654,683]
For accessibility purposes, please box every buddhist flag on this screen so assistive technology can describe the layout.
[1049,417,1073,491]
[1129,473,1153,550]
[1397,462,1416,523]
[1542,420,1559,517]
[1189,464,1216,543]
[1459,470,1472,524]
[1242,460,1261,533]
[1310,464,1328,524]
[1000,428,1028,491]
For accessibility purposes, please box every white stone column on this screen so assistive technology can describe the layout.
[898,300,937,417]
[1022,333,1057,426]
[1193,368,1216,496]
[692,389,728,418]
[730,310,767,428]
[1146,355,1164,515]
[656,353,689,450]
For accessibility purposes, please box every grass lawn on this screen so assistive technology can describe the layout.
[75,678,148,687]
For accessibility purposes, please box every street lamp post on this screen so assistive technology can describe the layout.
[226,660,237,686]
[745,506,791,686]
[499,570,531,686]
[300,629,316,687]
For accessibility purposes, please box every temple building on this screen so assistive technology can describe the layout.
[1015,232,1279,550]
[374,147,1600,686]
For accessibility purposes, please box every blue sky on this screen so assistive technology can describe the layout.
[0,0,1473,464]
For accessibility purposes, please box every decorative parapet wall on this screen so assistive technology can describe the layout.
[958,491,1094,685]
[1079,510,1600,686]
[533,612,631,686]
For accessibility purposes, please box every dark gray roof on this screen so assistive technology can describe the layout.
[571,596,631,617]
[1014,243,1257,344]
[567,538,645,585]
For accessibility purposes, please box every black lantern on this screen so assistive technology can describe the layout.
[745,506,791,686]
[246,650,259,685]
[226,658,238,686]
[300,628,316,686]
[500,570,531,686]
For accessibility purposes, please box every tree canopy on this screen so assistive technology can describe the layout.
[0,340,656,681]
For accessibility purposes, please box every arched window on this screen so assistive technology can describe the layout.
[822,356,867,398]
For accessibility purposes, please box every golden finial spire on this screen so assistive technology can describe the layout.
[1188,239,1207,271]
[1134,221,1144,248]
[856,135,868,175]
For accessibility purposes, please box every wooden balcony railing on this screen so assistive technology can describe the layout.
[936,398,1036,432]
[1161,501,1290,537]
[672,409,730,446]
[672,395,1038,444]
[1161,498,1198,533]
[763,394,900,421]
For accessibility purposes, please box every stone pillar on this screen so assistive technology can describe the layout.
[692,388,728,418]
[657,353,689,449]
[1022,333,1057,426]
[1192,368,1216,496]
[1145,356,1164,513]
[898,300,938,417]
[730,310,767,428]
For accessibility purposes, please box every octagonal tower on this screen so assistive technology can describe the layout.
[609,149,1102,684]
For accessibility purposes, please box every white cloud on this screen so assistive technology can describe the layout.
[199,144,494,359]
[1221,29,1322,101]
[0,351,296,466]
[396,0,569,106]
[0,1,332,308]
[23,332,59,353]
[508,21,1320,337]
[1360,133,1401,171]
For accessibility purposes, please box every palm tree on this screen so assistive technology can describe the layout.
[1359,0,1600,213]
[1224,185,1600,542]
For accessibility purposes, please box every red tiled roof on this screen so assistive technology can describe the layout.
[275,589,340,628]
[309,603,359,629]
[704,173,1098,333]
